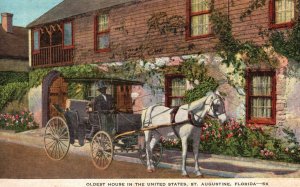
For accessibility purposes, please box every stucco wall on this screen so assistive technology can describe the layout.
[28,53,300,142]
[28,85,42,127]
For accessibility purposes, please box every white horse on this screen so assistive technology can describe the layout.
[141,91,227,177]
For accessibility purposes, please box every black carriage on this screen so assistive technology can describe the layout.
[43,79,163,170]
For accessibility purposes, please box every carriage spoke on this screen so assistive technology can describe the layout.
[90,131,113,170]
[44,117,70,160]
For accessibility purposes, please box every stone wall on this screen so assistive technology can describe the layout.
[0,59,29,72]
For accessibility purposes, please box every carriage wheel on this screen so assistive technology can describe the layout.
[44,117,70,160]
[139,142,163,167]
[90,131,114,170]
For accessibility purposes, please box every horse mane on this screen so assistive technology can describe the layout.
[187,92,214,112]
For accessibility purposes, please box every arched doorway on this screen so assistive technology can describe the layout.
[42,71,68,126]
[48,76,68,118]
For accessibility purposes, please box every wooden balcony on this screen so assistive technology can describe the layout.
[32,45,74,68]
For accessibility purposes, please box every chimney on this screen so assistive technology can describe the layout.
[1,13,13,33]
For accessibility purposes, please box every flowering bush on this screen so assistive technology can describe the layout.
[160,137,182,150]
[161,118,300,163]
[0,111,38,132]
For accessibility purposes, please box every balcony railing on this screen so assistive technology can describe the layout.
[32,44,74,67]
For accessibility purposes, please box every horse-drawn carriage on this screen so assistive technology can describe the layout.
[43,78,226,176]
[43,79,163,170]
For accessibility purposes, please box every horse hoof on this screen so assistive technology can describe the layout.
[197,174,204,178]
[147,169,154,173]
[182,175,189,178]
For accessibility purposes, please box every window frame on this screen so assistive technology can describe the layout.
[186,0,213,40]
[94,14,110,52]
[32,29,40,54]
[269,0,296,29]
[165,74,186,108]
[62,20,75,49]
[246,69,277,125]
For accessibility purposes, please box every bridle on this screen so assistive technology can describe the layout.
[206,95,226,118]
[188,94,226,127]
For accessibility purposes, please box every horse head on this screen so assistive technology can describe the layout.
[205,91,227,124]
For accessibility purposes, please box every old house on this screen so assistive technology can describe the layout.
[0,12,29,113]
[27,0,300,142]
[0,12,28,72]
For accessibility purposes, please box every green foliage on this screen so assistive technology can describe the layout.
[184,77,219,103]
[162,118,300,163]
[180,58,207,82]
[210,9,272,73]
[0,82,29,110]
[67,82,88,100]
[29,64,102,88]
[269,22,300,62]
[57,64,101,79]
[0,72,28,86]
[29,69,50,88]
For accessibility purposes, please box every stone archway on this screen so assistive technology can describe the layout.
[41,71,68,127]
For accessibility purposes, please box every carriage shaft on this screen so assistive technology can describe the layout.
[113,119,189,140]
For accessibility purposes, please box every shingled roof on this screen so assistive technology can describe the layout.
[0,25,28,59]
[27,0,137,28]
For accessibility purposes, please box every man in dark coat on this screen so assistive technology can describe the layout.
[86,80,115,139]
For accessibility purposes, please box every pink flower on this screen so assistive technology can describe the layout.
[200,135,205,141]
[227,133,234,139]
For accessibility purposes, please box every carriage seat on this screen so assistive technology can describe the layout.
[66,99,90,124]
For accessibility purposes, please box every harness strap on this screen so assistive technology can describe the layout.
[188,111,204,128]
[170,107,180,138]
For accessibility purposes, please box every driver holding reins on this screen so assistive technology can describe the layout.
[86,80,115,139]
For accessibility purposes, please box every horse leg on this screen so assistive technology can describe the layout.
[181,137,189,177]
[149,131,160,171]
[192,129,202,177]
[144,130,153,172]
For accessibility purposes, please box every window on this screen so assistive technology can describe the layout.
[246,70,276,125]
[187,0,211,38]
[33,30,40,52]
[165,75,186,108]
[63,22,74,48]
[270,0,295,28]
[95,14,110,51]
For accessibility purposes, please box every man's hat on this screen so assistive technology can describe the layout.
[97,80,107,89]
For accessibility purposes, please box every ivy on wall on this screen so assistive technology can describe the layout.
[0,72,28,86]
[210,7,273,76]
[239,0,267,21]
[0,72,29,111]
[29,64,102,88]
[0,82,29,110]
[269,19,300,62]
[184,77,219,103]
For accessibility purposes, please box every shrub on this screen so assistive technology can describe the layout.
[161,118,300,163]
[0,111,38,132]
[0,82,29,111]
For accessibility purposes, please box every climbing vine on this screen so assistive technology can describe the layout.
[29,64,102,88]
[147,12,185,35]
[269,22,300,62]
[240,0,267,21]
